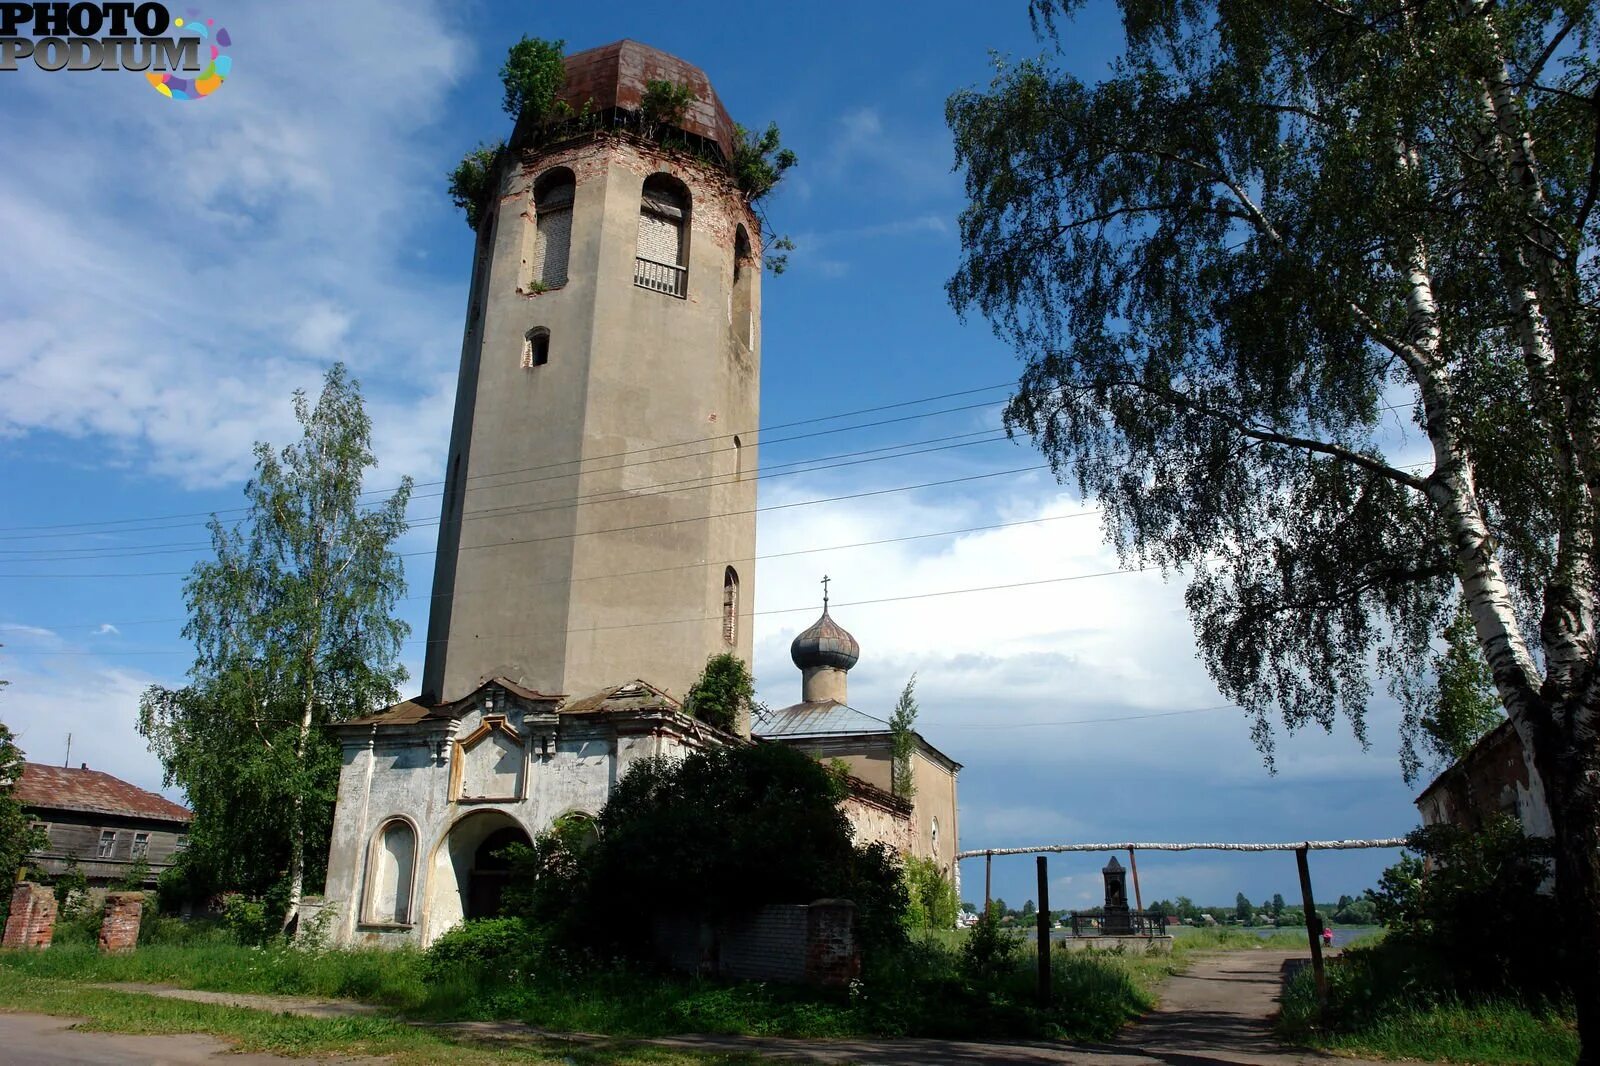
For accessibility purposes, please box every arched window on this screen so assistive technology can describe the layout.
[733,435,743,480]
[722,566,739,645]
[731,224,753,346]
[531,168,574,289]
[522,327,550,368]
[365,819,417,925]
[635,174,689,297]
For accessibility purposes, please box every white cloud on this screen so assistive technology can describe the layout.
[0,0,472,489]
[94,624,121,637]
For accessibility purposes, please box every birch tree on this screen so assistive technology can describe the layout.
[948,0,1598,1050]
[139,364,411,927]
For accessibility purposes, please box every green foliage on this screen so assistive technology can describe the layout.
[0,719,46,885]
[958,905,1022,983]
[888,674,917,798]
[903,856,959,932]
[1402,605,1506,784]
[592,744,904,949]
[447,142,504,232]
[421,917,543,985]
[1333,897,1377,925]
[1366,817,1562,998]
[138,365,411,917]
[947,0,1598,783]
[497,814,594,934]
[1280,941,1579,1064]
[731,122,796,203]
[1234,893,1252,922]
[640,78,696,137]
[684,652,754,734]
[114,857,151,892]
[53,857,87,914]
[499,36,565,121]
[220,895,277,947]
[496,743,906,959]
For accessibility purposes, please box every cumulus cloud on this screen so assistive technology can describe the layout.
[0,0,472,489]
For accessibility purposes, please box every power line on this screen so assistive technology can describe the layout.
[1,426,1014,562]
[5,562,1145,655]
[0,464,1053,578]
[0,383,1015,541]
[17,508,1107,630]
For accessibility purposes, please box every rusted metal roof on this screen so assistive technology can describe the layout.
[345,698,435,727]
[550,40,737,160]
[16,763,190,824]
[345,678,565,727]
[753,700,889,738]
[561,679,682,716]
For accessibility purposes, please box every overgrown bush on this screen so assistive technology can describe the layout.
[500,36,565,120]
[732,122,797,202]
[220,894,276,947]
[448,142,505,232]
[421,917,543,985]
[1367,816,1562,998]
[959,905,1022,983]
[683,653,754,734]
[640,78,696,137]
[495,743,907,959]
[904,855,958,932]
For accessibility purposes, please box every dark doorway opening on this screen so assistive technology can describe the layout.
[466,825,530,919]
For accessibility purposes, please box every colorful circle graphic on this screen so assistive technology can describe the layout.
[146,11,231,101]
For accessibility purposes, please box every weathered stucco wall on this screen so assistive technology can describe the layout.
[323,685,711,949]
[421,130,761,709]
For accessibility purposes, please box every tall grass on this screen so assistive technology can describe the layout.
[0,931,1169,1042]
[1279,942,1577,1065]
[0,941,430,1007]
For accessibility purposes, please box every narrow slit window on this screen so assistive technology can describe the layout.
[732,225,753,346]
[722,566,739,645]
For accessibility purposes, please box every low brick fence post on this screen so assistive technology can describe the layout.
[803,898,859,988]
[2,882,58,950]
[98,891,145,953]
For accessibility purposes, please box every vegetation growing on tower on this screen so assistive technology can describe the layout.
[447,36,799,268]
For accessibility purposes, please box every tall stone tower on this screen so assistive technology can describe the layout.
[421,41,760,711]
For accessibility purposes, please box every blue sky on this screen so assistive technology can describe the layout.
[0,0,1429,911]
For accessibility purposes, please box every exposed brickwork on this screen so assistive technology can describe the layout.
[652,900,859,987]
[2,882,57,950]
[804,899,860,988]
[97,891,144,953]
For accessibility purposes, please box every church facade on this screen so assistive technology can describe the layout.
[319,40,958,948]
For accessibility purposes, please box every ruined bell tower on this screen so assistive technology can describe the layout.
[421,40,761,710]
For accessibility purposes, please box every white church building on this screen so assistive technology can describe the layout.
[319,41,959,949]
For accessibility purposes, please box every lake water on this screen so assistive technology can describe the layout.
[1033,925,1381,949]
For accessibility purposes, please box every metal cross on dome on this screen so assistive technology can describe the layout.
[821,574,830,609]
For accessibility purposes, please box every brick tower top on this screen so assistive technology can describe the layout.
[511,40,739,163]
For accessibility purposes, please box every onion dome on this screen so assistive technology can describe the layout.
[790,607,860,672]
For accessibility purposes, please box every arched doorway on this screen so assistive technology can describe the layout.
[466,825,529,919]
[421,810,532,944]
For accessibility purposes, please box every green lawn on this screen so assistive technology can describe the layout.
[0,971,767,1065]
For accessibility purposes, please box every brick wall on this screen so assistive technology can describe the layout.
[651,900,858,987]
[98,891,144,953]
[2,882,57,949]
